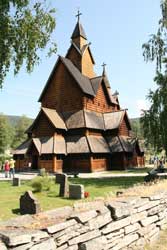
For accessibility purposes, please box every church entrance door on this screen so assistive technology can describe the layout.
[32,155,38,169]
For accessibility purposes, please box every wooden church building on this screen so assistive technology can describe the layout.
[14,13,144,173]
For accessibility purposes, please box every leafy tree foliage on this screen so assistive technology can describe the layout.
[12,115,32,148]
[142,0,167,154]
[130,118,144,139]
[0,114,13,154]
[0,0,56,88]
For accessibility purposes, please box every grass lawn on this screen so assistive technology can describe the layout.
[0,176,144,221]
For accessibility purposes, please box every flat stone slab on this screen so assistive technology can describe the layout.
[28,238,56,250]
[106,201,131,219]
[70,210,97,224]
[46,219,77,234]
[0,229,32,247]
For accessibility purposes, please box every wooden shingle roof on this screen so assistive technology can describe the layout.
[90,76,103,94]
[103,111,125,130]
[71,21,87,40]
[42,107,66,130]
[13,139,31,155]
[85,110,105,130]
[54,136,66,154]
[106,136,124,152]
[26,108,67,133]
[87,136,110,153]
[62,110,85,129]
[66,136,90,154]
[60,56,95,96]
[40,137,54,154]
[119,136,134,153]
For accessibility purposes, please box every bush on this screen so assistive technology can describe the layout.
[31,178,43,192]
[31,176,52,193]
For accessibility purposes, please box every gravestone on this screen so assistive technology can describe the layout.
[20,191,41,215]
[55,173,69,197]
[69,184,84,199]
[12,177,20,186]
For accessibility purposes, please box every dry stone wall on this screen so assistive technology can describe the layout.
[1,192,167,250]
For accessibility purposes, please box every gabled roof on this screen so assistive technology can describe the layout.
[13,139,31,155]
[87,136,110,153]
[60,56,95,96]
[38,56,95,102]
[26,107,66,133]
[42,107,66,130]
[71,21,87,40]
[66,42,95,65]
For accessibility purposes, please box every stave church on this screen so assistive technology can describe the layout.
[14,13,144,173]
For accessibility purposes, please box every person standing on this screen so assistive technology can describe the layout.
[9,158,15,178]
[4,160,10,178]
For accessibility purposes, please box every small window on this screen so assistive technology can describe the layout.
[98,102,100,106]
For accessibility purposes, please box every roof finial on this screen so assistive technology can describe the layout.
[76,9,82,22]
[102,62,107,76]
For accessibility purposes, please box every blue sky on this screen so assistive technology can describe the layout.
[0,0,161,118]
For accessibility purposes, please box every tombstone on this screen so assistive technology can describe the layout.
[69,184,84,199]
[12,177,20,186]
[20,191,41,215]
[55,173,69,197]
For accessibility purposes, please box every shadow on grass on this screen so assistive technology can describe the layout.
[69,176,144,189]
[12,208,20,215]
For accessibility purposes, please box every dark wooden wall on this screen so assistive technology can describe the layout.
[41,62,84,113]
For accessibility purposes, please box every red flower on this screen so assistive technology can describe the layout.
[84,191,90,198]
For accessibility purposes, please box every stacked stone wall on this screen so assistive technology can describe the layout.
[1,192,167,250]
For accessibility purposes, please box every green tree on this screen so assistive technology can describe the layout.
[142,0,167,154]
[0,114,13,154]
[0,0,56,88]
[12,115,32,148]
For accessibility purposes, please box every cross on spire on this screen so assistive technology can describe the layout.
[102,62,106,71]
[102,62,106,69]
[76,10,82,22]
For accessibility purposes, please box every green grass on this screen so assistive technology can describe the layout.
[0,176,144,221]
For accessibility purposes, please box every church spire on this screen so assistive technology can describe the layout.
[102,63,110,88]
[71,10,87,40]
[102,62,107,77]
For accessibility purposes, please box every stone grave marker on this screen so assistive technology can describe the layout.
[55,173,69,197]
[69,184,84,199]
[20,191,41,215]
[12,177,20,186]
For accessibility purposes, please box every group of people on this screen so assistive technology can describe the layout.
[3,159,15,178]
[150,156,166,172]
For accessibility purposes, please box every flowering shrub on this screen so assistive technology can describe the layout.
[84,191,90,198]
